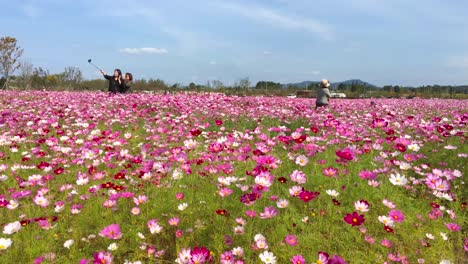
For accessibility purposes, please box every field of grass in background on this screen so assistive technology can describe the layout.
[0,91,466,263]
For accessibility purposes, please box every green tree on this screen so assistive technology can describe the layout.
[0,36,24,89]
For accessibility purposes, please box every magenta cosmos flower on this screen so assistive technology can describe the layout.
[99,224,122,239]
[344,212,365,226]
[298,190,319,202]
[388,210,405,223]
[291,254,306,264]
[335,148,355,161]
[445,223,460,232]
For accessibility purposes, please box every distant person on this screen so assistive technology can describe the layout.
[100,69,123,94]
[316,79,332,109]
[120,72,133,93]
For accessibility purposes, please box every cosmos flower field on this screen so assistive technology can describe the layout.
[0,91,466,263]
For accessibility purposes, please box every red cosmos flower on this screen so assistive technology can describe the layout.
[298,190,319,202]
[332,199,341,206]
[443,124,453,130]
[112,185,125,191]
[294,135,306,143]
[132,156,143,164]
[343,211,365,226]
[114,172,126,180]
[215,119,223,126]
[277,177,287,183]
[216,209,229,216]
[310,126,319,133]
[385,129,395,135]
[190,128,202,136]
[383,225,394,233]
[20,219,30,226]
[54,167,64,175]
[100,182,115,189]
[395,143,407,152]
[88,166,97,175]
[22,157,30,162]
[37,161,50,169]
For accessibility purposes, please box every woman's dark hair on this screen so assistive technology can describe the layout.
[125,72,133,81]
[114,69,122,77]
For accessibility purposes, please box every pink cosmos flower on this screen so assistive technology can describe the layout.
[168,217,180,226]
[317,252,329,263]
[381,239,392,248]
[365,236,375,244]
[284,234,298,246]
[290,170,307,184]
[259,206,278,219]
[99,224,122,239]
[93,251,113,264]
[245,210,257,218]
[322,167,338,177]
[354,200,370,212]
[175,192,185,200]
[219,187,233,197]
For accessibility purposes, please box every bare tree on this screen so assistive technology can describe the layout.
[63,66,83,89]
[19,61,33,89]
[0,36,23,89]
[239,77,250,89]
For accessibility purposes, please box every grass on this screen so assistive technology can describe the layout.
[0,91,466,263]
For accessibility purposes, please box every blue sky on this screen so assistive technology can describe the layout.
[1,0,467,86]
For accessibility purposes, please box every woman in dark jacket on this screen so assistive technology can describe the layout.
[120,72,133,93]
[100,69,123,94]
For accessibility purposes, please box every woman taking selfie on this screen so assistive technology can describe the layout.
[100,69,123,94]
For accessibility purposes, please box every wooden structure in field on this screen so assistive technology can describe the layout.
[296,90,315,98]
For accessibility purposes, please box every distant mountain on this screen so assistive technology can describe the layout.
[284,79,378,89]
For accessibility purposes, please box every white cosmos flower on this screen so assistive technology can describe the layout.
[177,203,188,211]
[440,232,448,241]
[3,221,21,235]
[426,233,435,240]
[64,239,74,248]
[377,216,395,227]
[276,199,289,208]
[0,238,12,250]
[259,250,276,264]
[108,242,118,251]
[389,173,408,186]
[295,155,308,166]
[325,189,339,197]
[254,234,266,242]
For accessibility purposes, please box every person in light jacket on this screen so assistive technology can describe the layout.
[316,79,332,109]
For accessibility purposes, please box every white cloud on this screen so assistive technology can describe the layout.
[216,2,333,41]
[119,48,168,55]
[263,51,272,55]
[209,60,217,65]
